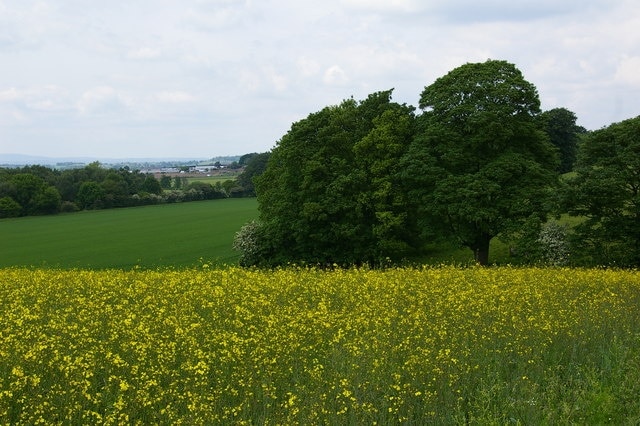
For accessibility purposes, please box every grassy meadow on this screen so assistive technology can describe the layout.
[0,198,258,269]
[1,197,499,270]
[1,266,639,424]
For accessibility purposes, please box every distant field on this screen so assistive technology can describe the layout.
[187,173,240,184]
[0,198,258,269]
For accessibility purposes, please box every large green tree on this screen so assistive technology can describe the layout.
[565,115,640,266]
[402,60,559,265]
[254,90,416,266]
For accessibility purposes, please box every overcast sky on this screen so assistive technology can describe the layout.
[1,0,639,160]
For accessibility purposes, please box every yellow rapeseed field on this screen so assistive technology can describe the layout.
[1,266,639,424]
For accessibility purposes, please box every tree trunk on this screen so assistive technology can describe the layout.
[471,233,491,266]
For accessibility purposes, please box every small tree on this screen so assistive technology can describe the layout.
[173,176,183,189]
[160,175,172,189]
[142,176,162,195]
[77,181,105,209]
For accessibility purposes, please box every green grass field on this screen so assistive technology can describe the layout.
[186,174,239,185]
[0,198,258,269]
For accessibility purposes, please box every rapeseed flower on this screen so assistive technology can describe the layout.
[0,266,638,423]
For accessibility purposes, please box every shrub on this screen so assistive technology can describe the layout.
[60,201,79,213]
[538,221,570,266]
[232,220,268,266]
[0,196,21,218]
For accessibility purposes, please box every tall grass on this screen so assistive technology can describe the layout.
[1,266,638,424]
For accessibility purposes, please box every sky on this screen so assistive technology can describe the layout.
[1,0,639,160]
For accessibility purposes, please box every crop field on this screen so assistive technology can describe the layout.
[0,198,258,269]
[1,266,639,424]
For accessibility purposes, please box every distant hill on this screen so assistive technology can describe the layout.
[0,153,93,166]
[0,153,240,168]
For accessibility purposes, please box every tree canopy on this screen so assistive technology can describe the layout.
[255,90,418,266]
[541,107,585,173]
[236,152,270,197]
[400,60,559,265]
[565,115,640,266]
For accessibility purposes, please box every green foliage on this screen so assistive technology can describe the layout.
[5,173,62,215]
[255,90,418,266]
[101,172,130,208]
[565,115,640,266]
[185,181,226,200]
[159,175,172,189]
[541,107,585,173]
[142,175,163,195]
[238,152,259,166]
[0,196,22,218]
[236,152,270,196]
[60,201,80,213]
[402,60,559,265]
[77,181,105,209]
[32,186,62,215]
[173,176,184,189]
[354,102,419,258]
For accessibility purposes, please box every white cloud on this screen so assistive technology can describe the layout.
[183,1,249,31]
[343,0,422,13]
[323,65,349,86]
[1,0,639,158]
[127,47,162,60]
[615,56,640,87]
[296,56,320,78]
[266,67,288,92]
[155,90,196,103]
[238,70,262,93]
[77,86,133,115]
[424,0,610,23]
[0,85,71,112]
[0,88,21,102]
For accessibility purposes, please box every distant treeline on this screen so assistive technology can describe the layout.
[0,153,269,217]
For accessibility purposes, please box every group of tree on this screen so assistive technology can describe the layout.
[0,158,267,218]
[234,59,639,268]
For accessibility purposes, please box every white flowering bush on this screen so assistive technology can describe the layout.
[537,221,570,266]
[232,220,266,266]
